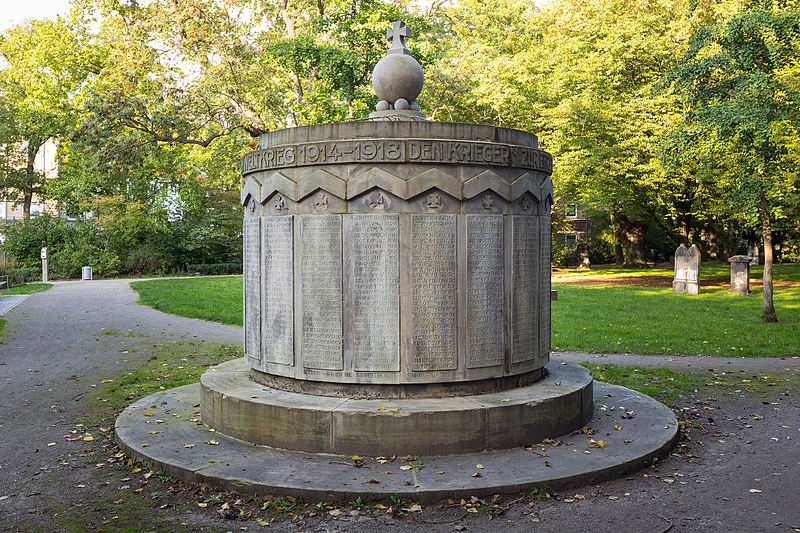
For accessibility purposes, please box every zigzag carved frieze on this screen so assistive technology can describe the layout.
[240,175,261,206]
[251,169,347,204]
[463,169,511,200]
[246,165,554,206]
[241,138,553,176]
[347,167,407,199]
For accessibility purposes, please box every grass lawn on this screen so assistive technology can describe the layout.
[129,267,799,357]
[581,363,798,403]
[8,282,51,295]
[553,261,800,283]
[94,341,243,414]
[552,285,799,357]
[130,276,242,326]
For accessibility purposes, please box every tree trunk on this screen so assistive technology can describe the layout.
[612,210,649,267]
[610,212,624,265]
[760,191,778,323]
[23,145,36,219]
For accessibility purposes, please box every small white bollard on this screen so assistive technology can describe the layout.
[81,266,93,280]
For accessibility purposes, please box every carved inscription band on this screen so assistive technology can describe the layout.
[241,139,553,175]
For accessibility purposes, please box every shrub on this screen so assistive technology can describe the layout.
[186,263,243,276]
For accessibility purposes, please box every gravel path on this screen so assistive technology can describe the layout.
[554,351,800,373]
[0,279,797,532]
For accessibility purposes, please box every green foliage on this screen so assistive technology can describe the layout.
[186,263,243,276]
[660,0,800,320]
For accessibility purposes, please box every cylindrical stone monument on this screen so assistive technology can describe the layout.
[201,21,592,456]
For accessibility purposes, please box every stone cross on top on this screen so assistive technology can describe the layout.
[387,21,411,55]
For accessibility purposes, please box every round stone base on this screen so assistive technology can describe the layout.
[115,379,678,503]
[200,359,593,456]
[250,367,545,399]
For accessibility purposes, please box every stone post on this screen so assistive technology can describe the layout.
[728,255,752,295]
[41,247,49,283]
[577,242,590,269]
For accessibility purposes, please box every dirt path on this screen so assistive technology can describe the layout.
[0,280,798,532]
[554,351,800,373]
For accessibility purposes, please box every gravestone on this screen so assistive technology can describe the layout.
[728,255,752,295]
[686,244,701,295]
[577,242,590,269]
[747,241,760,266]
[672,244,688,293]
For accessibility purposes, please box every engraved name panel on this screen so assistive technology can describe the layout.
[411,214,458,371]
[244,218,260,361]
[300,215,343,370]
[511,216,539,363]
[466,215,505,368]
[539,215,551,360]
[351,214,400,372]
[262,216,294,366]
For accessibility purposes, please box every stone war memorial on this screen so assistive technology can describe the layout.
[115,22,678,501]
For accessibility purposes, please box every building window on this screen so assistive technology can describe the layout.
[564,233,577,244]
[565,203,577,218]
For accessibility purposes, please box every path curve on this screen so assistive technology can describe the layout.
[553,350,800,373]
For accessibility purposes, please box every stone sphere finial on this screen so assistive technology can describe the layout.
[370,21,426,120]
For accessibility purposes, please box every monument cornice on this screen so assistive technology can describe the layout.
[241,137,553,176]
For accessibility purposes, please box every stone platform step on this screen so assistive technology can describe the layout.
[115,380,678,503]
[200,359,593,456]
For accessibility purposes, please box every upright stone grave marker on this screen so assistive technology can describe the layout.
[686,244,701,295]
[728,255,752,295]
[672,244,688,293]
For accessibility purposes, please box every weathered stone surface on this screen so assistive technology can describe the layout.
[350,214,400,371]
[240,120,555,387]
[411,214,458,372]
[261,216,294,366]
[539,215,551,365]
[244,218,260,361]
[199,358,592,456]
[729,255,752,295]
[686,244,701,295]
[673,243,688,293]
[119,377,677,503]
[466,215,504,369]
[511,216,539,364]
[300,215,343,370]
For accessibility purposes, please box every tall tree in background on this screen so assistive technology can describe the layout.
[0,17,100,217]
[663,0,800,322]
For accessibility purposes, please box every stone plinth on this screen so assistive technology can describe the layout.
[200,358,592,456]
[729,255,752,295]
[240,121,553,394]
